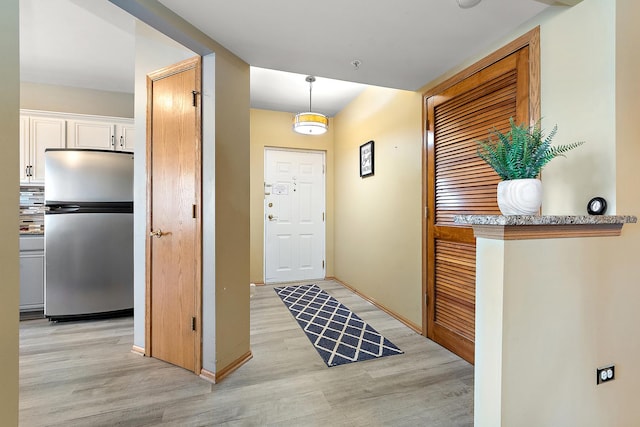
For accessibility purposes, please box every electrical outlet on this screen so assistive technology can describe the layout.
[596,365,615,385]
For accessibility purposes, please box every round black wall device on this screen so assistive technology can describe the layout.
[587,197,607,215]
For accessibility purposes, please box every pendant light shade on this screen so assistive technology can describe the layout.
[293,112,328,135]
[293,76,328,135]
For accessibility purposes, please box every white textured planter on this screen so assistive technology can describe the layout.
[497,179,542,215]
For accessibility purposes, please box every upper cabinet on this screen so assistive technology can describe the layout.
[118,122,135,151]
[67,117,135,151]
[20,114,66,185]
[19,110,135,185]
[19,115,29,183]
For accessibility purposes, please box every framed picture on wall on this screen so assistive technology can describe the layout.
[360,140,374,177]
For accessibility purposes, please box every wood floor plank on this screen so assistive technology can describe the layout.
[19,279,473,426]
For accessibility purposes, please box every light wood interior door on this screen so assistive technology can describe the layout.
[146,57,202,373]
[424,31,539,363]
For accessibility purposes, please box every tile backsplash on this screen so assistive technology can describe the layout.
[20,187,45,234]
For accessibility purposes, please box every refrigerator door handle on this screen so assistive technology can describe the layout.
[47,205,81,214]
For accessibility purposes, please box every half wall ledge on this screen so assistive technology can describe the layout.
[453,215,637,240]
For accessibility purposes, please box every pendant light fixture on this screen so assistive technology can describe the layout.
[293,76,328,135]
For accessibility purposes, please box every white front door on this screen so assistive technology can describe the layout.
[264,148,325,284]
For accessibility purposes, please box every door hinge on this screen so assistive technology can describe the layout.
[322,212,325,222]
[323,164,325,174]
[322,260,325,269]
[425,206,428,219]
[191,316,196,331]
[192,90,200,107]
[192,204,197,219]
[425,293,429,305]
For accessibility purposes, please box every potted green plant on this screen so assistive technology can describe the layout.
[476,118,584,215]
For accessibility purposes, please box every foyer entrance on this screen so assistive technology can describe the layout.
[264,148,326,284]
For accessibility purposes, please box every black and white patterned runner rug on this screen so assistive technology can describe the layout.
[274,284,403,367]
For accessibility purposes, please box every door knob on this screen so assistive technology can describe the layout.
[149,229,163,238]
[267,214,278,221]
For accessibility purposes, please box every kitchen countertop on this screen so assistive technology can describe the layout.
[453,214,637,226]
[453,215,637,240]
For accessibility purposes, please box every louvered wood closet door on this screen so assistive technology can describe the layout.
[425,47,530,364]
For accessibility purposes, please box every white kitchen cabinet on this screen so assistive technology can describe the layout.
[19,115,29,183]
[67,117,135,151]
[20,114,66,185]
[19,236,45,312]
[118,122,135,151]
[19,110,134,185]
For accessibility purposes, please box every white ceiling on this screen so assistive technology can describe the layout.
[250,68,368,117]
[20,0,135,93]
[158,0,548,90]
[19,0,553,117]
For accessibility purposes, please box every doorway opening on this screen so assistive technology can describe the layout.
[146,56,202,373]
[422,28,540,363]
[264,148,326,284]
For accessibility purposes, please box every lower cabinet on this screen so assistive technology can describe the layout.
[19,237,45,312]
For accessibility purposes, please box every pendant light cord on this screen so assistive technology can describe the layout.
[306,75,316,112]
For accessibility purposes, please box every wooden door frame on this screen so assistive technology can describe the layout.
[421,27,541,337]
[145,56,203,374]
[263,146,327,284]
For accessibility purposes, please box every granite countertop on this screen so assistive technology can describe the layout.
[454,215,638,226]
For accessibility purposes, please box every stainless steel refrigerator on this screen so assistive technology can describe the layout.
[44,149,134,321]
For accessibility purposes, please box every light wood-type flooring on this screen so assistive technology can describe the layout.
[19,279,473,426]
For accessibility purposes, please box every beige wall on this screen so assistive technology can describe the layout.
[20,82,134,118]
[606,0,640,424]
[616,1,640,213]
[421,1,616,215]
[129,6,251,375]
[213,50,251,371]
[0,0,19,424]
[476,236,640,426]
[473,238,505,426]
[249,108,335,283]
[471,0,640,425]
[333,86,423,328]
[539,0,616,214]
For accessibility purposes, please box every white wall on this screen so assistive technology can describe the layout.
[132,21,196,349]
[201,52,216,375]
[20,82,134,118]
